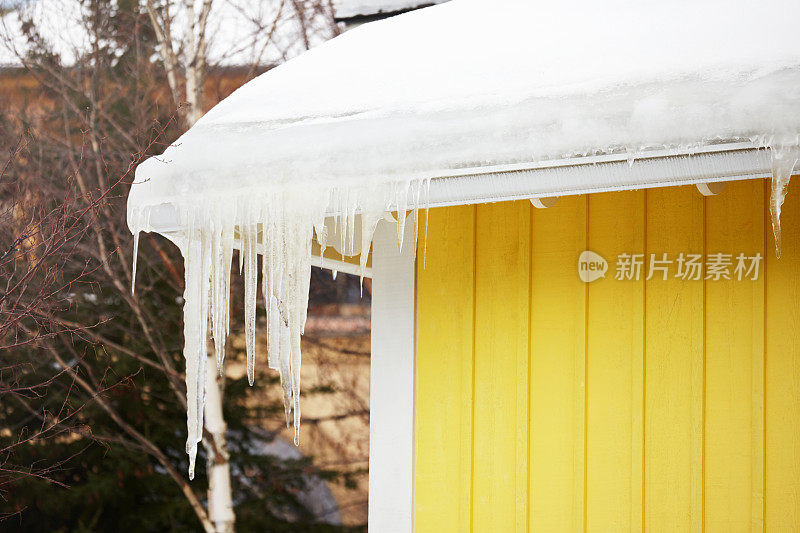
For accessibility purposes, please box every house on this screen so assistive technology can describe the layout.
[128,0,800,531]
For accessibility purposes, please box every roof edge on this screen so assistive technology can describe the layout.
[137,143,783,238]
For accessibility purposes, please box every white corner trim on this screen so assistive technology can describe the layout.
[369,218,416,532]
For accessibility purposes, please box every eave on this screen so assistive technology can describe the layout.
[144,141,781,231]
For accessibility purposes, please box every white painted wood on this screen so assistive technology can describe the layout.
[309,254,372,278]
[369,218,416,532]
[696,181,726,196]
[425,145,774,208]
[530,196,559,208]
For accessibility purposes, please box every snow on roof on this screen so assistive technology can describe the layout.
[131,0,800,214]
[333,0,447,20]
[126,0,800,477]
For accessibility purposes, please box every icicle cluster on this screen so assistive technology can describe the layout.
[130,179,429,479]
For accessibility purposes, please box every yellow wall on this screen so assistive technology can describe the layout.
[415,179,800,532]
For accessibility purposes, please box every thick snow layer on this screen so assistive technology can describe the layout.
[127,0,800,477]
[131,0,800,209]
[333,0,447,19]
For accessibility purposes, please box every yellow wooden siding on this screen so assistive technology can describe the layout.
[766,178,800,529]
[415,180,800,532]
[415,204,475,532]
[586,190,644,531]
[529,195,586,531]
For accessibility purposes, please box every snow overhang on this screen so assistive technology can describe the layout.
[137,141,783,234]
[128,0,800,242]
[134,139,797,285]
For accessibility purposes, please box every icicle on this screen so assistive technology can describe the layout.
[395,181,409,252]
[266,295,279,370]
[278,318,292,427]
[211,207,227,373]
[152,175,436,478]
[291,324,302,445]
[423,177,431,268]
[175,203,217,480]
[131,230,140,295]
[410,179,423,262]
[244,215,258,386]
[130,206,152,295]
[769,144,800,258]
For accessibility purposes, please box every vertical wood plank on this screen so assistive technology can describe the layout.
[472,201,530,532]
[529,195,587,531]
[766,177,800,529]
[704,179,765,531]
[644,186,704,531]
[414,206,475,532]
[585,190,645,531]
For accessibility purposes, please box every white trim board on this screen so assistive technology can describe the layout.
[310,254,372,278]
[425,144,777,207]
[369,218,416,531]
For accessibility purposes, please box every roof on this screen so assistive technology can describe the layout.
[124,0,800,477]
[333,0,448,20]
[129,0,800,233]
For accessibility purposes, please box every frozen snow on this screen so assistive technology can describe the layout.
[126,0,800,476]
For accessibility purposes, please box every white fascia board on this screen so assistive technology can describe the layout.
[425,143,774,207]
[140,143,777,238]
